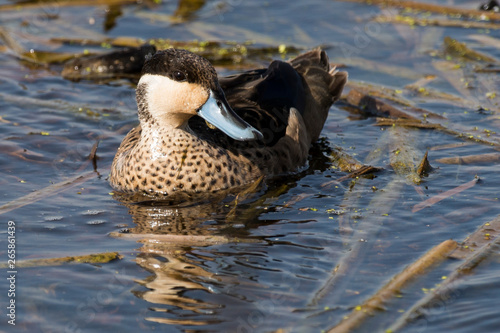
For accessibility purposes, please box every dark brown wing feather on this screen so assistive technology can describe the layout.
[289,49,347,142]
[219,60,306,146]
[188,49,347,147]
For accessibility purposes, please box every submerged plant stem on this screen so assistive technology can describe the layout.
[0,171,96,215]
[110,232,258,247]
[327,239,458,333]
[450,214,500,260]
[436,152,500,165]
[388,215,500,332]
[330,146,365,173]
[412,177,480,213]
[388,126,423,185]
[311,177,405,306]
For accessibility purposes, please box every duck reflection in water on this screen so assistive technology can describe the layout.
[113,182,278,326]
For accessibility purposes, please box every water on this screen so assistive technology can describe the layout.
[1,0,500,332]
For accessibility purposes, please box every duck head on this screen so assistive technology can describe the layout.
[136,48,263,141]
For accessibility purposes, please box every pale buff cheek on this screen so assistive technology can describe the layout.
[141,74,209,126]
[184,84,210,110]
[154,82,207,113]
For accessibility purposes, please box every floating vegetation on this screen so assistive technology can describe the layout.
[0,0,141,11]
[341,0,500,21]
[443,36,498,62]
[375,14,500,30]
[388,126,424,185]
[330,146,365,173]
[62,44,156,80]
[0,252,121,268]
[21,49,81,65]
[27,36,306,80]
[57,37,303,62]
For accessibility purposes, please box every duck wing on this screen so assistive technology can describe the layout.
[288,49,347,142]
[219,60,306,146]
[189,49,347,148]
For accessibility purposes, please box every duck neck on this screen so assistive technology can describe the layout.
[137,107,194,162]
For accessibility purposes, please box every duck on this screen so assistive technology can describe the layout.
[109,48,347,197]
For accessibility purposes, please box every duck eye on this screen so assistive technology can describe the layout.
[173,70,186,82]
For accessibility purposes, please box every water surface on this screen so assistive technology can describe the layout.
[1,0,500,332]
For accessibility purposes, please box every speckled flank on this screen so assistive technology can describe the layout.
[111,125,259,195]
[109,48,347,197]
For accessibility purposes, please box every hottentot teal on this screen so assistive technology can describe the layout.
[110,48,347,197]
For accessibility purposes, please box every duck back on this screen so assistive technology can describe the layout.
[212,49,347,147]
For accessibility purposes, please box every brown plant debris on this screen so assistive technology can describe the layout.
[436,152,500,165]
[340,0,500,21]
[416,151,432,177]
[327,239,458,333]
[388,215,500,332]
[0,252,121,268]
[443,36,497,62]
[345,89,416,119]
[412,177,480,213]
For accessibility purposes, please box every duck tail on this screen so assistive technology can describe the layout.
[289,48,347,143]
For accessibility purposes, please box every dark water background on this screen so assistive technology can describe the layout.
[1,0,500,332]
